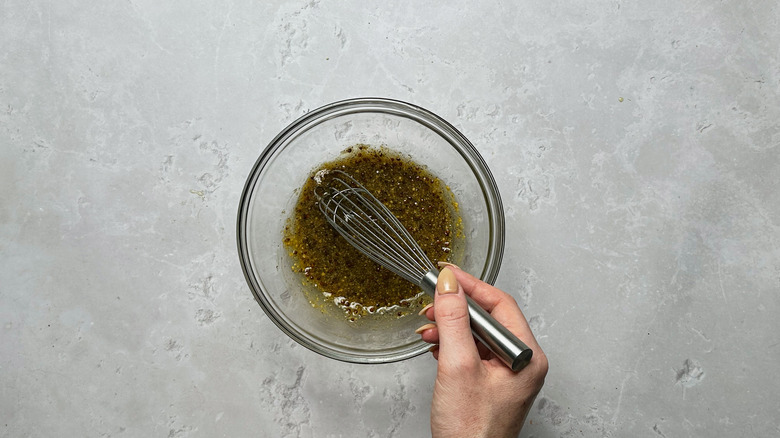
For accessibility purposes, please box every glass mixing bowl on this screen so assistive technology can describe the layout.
[237,97,505,364]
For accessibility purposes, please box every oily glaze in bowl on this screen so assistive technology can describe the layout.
[236,97,504,364]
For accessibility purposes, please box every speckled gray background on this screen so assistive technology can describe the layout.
[2,1,779,437]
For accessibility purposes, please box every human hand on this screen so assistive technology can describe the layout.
[416,263,548,438]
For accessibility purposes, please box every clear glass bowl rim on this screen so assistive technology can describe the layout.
[236,97,506,364]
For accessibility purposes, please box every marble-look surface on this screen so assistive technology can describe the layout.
[2,1,779,436]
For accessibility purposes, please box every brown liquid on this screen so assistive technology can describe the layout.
[283,145,462,320]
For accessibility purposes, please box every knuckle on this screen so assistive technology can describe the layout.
[503,294,519,308]
[535,352,549,377]
[528,351,549,389]
[449,358,480,375]
[442,354,481,376]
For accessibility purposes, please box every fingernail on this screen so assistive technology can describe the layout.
[437,261,460,270]
[437,267,458,294]
[417,302,434,316]
[428,344,439,353]
[415,323,436,334]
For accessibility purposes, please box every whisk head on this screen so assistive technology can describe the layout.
[313,170,437,288]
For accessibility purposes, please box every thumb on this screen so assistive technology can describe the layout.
[434,267,481,369]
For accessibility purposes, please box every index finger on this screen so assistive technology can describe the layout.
[438,262,518,312]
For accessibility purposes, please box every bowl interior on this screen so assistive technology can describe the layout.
[239,100,502,363]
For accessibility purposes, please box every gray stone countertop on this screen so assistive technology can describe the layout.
[2,1,778,437]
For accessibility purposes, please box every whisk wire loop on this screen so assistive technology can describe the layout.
[314,171,435,284]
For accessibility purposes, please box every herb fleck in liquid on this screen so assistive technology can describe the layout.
[283,145,463,321]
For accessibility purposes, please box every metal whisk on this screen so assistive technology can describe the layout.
[314,170,532,371]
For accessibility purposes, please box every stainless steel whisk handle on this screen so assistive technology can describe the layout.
[420,270,533,372]
[466,296,533,371]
